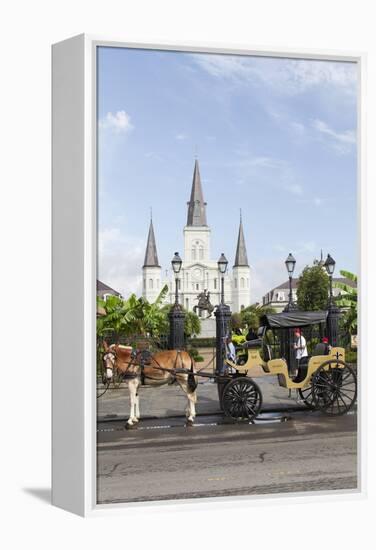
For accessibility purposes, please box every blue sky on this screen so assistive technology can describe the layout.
[97,46,358,301]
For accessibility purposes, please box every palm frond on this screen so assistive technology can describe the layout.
[339,270,357,283]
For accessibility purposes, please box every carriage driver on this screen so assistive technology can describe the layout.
[293,328,308,364]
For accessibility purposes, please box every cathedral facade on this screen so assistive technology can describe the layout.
[142,160,251,314]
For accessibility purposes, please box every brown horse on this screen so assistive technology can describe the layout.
[102,342,198,428]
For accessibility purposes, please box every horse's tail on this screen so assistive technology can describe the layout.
[187,356,198,399]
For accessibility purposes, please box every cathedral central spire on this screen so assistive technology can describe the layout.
[234,213,249,267]
[186,159,207,226]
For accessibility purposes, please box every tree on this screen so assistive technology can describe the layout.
[334,270,357,337]
[296,265,329,311]
[97,285,169,341]
[160,305,201,337]
[231,313,242,330]
[239,304,277,330]
[184,310,201,337]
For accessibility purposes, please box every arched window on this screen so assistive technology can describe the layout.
[143,278,146,290]
[149,279,153,289]
[234,278,237,289]
[191,247,196,260]
[199,246,204,260]
[240,277,245,289]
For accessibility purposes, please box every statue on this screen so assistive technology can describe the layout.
[193,289,214,318]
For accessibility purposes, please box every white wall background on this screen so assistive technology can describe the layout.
[0,0,375,547]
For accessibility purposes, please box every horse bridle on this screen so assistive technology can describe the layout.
[103,349,117,372]
[103,347,140,379]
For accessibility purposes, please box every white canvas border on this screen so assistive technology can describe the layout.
[52,33,366,517]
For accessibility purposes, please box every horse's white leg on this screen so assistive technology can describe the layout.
[126,378,139,428]
[186,390,197,425]
[134,378,140,422]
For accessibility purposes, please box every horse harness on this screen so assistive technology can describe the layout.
[106,346,187,385]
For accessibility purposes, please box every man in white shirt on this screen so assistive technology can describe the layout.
[293,328,308,362]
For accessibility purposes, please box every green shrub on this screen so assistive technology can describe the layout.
[345,350,357,364]
[187,337,215,348]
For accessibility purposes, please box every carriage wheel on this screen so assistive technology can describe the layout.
[298,385,315,409]
[311,360,357,416]
[222,377,262,421]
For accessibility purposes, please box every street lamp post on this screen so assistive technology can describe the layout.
[168,252,185,350]
[283,253,298,375]
[284,253,298,312]
[218,253,228,304]
[324,253,340,347]
[215,253,232,379]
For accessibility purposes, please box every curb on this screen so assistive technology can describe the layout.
[97,405,308,423]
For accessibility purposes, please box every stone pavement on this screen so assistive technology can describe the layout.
[97,374,306,421]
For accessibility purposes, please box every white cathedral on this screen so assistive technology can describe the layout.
[141,160,251,314]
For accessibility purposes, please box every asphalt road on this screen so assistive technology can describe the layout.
[96,410,358,504]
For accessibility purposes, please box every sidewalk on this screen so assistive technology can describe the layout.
[97,375,306,421]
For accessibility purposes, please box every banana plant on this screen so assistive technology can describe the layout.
[334,270,357,337]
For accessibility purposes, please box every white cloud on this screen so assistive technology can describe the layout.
[231,153,286,170]
[252,243,321,301]
[175,133,187,141]
[290,121,305,135]
[99,110,133,134]
[230,152,303,196]
[284,183,303,195]
[312,118,356,154]
[191,54,357,96]
[98,227,144,298]
[266,108,306,138]
[312,118,356,144]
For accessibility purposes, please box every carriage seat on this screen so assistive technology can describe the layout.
[238,338,263,349]
[293,342,330,382]
[312,342,330,356]
[262,344,273,362]
[293,356,310,383]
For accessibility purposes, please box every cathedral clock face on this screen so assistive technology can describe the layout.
[193,267,201,280]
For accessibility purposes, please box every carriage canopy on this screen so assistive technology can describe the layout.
[260,310,328,329]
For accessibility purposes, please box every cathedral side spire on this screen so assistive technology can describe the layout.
[234,214,249,267]
[143,218,160,267]
[186,159,208,226]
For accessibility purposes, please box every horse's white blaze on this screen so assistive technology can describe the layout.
[106,368,113,379]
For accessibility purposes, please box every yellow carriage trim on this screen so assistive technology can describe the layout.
[225,346,347,389]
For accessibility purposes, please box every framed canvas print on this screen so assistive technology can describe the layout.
[52,34,364,516]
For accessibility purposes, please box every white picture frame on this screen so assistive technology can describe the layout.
[52,34,365,517]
